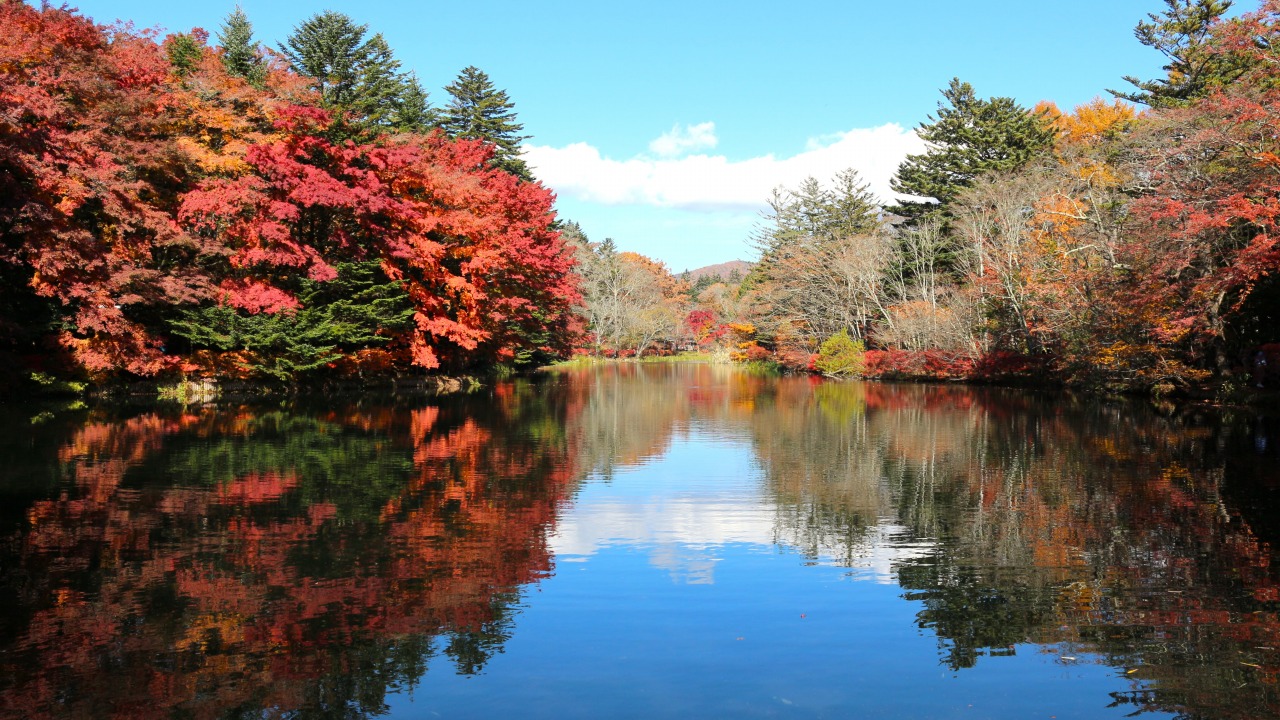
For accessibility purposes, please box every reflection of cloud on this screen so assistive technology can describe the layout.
[648,543,718,585]
[551,496,934,586]
[784,522,937,585]
[522,123,926,212]
[549,497,774,584]
[550,498,775,554]
[551,429,936,585]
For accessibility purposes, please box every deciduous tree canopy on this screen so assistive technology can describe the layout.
[0,3,575,388]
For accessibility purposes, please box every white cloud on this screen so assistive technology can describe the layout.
[648,121,719,157]
[522,123,926,213]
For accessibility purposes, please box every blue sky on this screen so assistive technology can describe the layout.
[73,0,1182,271]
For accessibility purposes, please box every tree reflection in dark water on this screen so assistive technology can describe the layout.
[745,378,1280,719]
[0,365,1278,719]
[0,381,582,719]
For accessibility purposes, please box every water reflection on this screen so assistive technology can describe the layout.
[0,365,1277,719]
[555,366,1280,718]
[0,385,580,719]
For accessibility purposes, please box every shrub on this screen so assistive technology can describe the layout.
[815,330,865,377]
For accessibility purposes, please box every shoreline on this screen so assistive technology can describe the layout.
[5,373,488,407]
[547,353,1278,409]
[7,353,1275,411]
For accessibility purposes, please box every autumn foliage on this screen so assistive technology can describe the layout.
[617,1,1279,394]
[0,3,577,386]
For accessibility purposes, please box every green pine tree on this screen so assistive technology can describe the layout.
[1109,0,1242,108]
[394,74,437,132]
[350,33,411,128]
[753,168,880,258]
[440,66,532,181]
[279,12,418,135]
[890,78,1055,223]
[168,262,414,381]
[824,169,881,240]
[793,177,833,239]
[165,33,203,77]
[217,6,266,86]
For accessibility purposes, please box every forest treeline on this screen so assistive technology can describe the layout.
[0,1,578,391]
[4,0,1280,396]
[572,0,1280,395]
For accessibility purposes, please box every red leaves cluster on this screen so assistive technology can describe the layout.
[0,3,578,378]
[372,135,580,367]
[1118,0,1280,358]
[179,105,579,368]
[0,3,189,374]
[3,397,582,718]
[685,309,721,345]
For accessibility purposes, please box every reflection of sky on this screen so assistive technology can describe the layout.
[395,404,1183,720]
[402,425,1168,720]
[550,429,771,584]
[550,428,931,585]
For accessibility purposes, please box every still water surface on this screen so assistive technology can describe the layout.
[2,364,1279,719]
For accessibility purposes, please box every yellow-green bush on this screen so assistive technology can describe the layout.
[815,330,865,377]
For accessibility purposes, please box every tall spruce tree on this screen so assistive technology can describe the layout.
[890,78,1055,223]
[165,33,202,77]
[280,11,420,134]
[394,74,436,132]
[751,168,882,289]
[756,168,880,255]
[825,169,882,240]
[1109,0,1242,108]
[440,66,532,181]
[217,6,265,86]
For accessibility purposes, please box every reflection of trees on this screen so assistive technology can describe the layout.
[556,363,767,479]
[748,379,889,564]
[4,368,1280,720]
[0,382,582,719]
[747,377,1280,719]
[548,365,1280,715]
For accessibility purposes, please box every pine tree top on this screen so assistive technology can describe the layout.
[441,66,532,181]
[217,6,264,85]
[890,78,1055,221]
[1109,0,1243,108]
[279,11,422,135]
[280,11,370,107]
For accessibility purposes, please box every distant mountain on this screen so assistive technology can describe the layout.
[680,260,754,282]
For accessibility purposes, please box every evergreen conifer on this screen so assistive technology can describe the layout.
[440,66,532,180]
[1110,0,1242,107]
[890,78,1055,223]
[394,74,437,132]
[217,6,265,86]
[165,33,202,76]
[280,12,418,134]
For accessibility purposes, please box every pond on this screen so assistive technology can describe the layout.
[1,363,1279,719]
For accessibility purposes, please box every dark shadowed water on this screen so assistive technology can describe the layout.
[2,364,1279,719]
